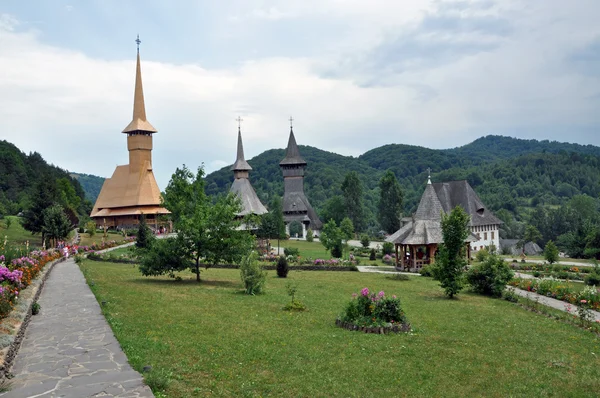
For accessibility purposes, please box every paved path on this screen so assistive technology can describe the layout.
[511,287,600,322]
[2,259,153,398]
[503,258,596,267]
[356,266,419,275]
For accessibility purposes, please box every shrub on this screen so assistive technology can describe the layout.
[369,248,376,261]
[283,247,299,257]
[331,243,343,258]
[382,254,393,264]
[475,247,489,263]
[306,229,314,243]
[360,234,370,248]
[585,272,600,286]
[136,214,155,250]
[502,287,519,303]
[420,264,437,278]
[277,256,289,278]
[31,302,41,315]
[85,221,96,237]
[382,242,394,256]
[282,281,307,311]
[339,288,407,327]
[240,252,266,295]
[466,254,514,297]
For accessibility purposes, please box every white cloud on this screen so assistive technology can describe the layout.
[1,1,599,191]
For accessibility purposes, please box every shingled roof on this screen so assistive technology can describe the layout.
[122,51,157,134]
[230,178,268,216]
[279,128,306,166]
[231,129,252,171]
[432,180,502,227]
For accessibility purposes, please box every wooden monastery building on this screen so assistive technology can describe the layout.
[386,175,502,271]
[280,123,322,237]
[90,41,170,229]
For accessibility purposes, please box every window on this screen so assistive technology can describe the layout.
[491,231,495,240]
[484,232,488,240]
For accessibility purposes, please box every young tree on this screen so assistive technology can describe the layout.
[341,172,366,232]
[160,165,255,282]
[135,213,155,250]
[518,225,543,252]
[435,206,470,298]
[378,170,404,234]
[42,204,72,248]
[340,217,354,242]
[320,220,343,258]
[544,240,559,264]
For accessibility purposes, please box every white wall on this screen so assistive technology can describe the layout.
[470,224,500,252]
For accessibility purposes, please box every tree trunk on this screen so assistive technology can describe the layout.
[195,258,201,282]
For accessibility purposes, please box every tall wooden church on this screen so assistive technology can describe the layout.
[229,123,268,217]
[90,39,170,228]
[280,123,322,236]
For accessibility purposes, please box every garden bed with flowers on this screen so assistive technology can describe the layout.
[336,287,411,334]
[509,278,600,310]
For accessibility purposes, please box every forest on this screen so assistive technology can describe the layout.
[2,135,600,257]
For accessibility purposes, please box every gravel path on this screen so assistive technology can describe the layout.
[511,287,600,322]
[2,259,153,398]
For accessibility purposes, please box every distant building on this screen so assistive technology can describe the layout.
[386,176,501,271]
[90,40,170,229]
[500,239,543,256]
[280,122,322,237]
[229,122,267,217]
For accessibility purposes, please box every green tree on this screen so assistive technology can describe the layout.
[378,170,403,234]
[42,204,71,248]
[22,176,57,241]
[306,228,314,242]
[85,220,96,237]
[341,172,366,232]
[340,217,354,242]
[518,225,543,251]
[544,240,559,264]
[435,206,470,298]
[135,213,155,250]
[320,220,343,258]
[160,165,255,282]
[319,195,346,226]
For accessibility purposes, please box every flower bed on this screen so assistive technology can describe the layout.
[336,288,410,334]
[509,278,600,310]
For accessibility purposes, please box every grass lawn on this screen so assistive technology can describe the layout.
[79,261,600,397]
[277,239,330,258]
[0,216,43,247]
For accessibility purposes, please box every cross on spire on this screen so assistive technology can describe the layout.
[289,116,294,129]
[136,34,141,53]
[236,116,243,132]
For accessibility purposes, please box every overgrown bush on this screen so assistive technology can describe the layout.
[284,247,300,257]
[360,234,370,248]
[475,247,489,263]
[382,242,394,255]
[585,272,600,286]
[339,288,407,327]
[277,255,289,278]
[466,254,514,297]
[420,264,437,278]
[240,252,266,295]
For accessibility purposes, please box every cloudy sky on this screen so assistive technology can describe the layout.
[1,0,599,188]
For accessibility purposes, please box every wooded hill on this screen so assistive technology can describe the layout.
[205,135,600,233]
[0,140,91,221]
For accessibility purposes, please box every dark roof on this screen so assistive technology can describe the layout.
[414,184,443,220]
[279,128,306,166]
[432,180,502,226]
[231,129,252,171]
[282,191,323,230]
[386,220,478,245]
[230,178,268,216]
[499,239,542,256]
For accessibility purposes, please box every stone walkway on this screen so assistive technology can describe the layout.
[1,259,153,398]
[511,287,600,322]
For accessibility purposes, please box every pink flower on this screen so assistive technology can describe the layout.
[351,293,357,298]
[581,300,588,304]
[392,295,397,299]
[361,288,369,297]
[378,291,385,298]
